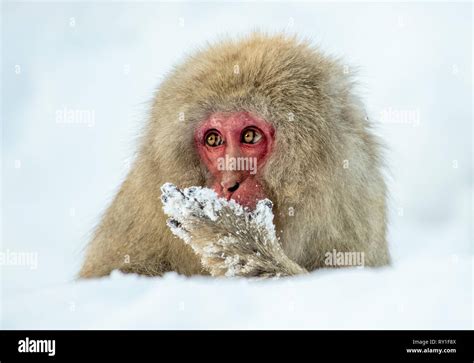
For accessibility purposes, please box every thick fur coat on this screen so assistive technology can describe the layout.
[79,33,389,278]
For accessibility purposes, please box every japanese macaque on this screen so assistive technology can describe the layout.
[79,33,390,279]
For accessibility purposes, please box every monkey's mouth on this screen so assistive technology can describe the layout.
[227,182,240,193]
[212,178,268,210]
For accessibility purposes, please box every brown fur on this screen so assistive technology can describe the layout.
[79,33,389,279]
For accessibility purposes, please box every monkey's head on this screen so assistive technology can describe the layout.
[145,33,380,221]
[193,111,275,208]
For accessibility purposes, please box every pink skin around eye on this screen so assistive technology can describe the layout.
[194,112,275,209]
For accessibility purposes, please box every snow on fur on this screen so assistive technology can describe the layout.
[160,183,303,277]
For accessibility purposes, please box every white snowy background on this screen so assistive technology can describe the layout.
[1,1,472,329]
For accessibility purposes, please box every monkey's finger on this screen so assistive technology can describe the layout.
[166,218,193,244]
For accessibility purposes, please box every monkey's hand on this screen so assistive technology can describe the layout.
[160,183,307,278]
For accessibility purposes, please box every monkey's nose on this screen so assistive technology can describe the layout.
[227,182,240,193]
[220,173,242,193]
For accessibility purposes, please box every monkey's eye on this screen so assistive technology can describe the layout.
[205,131,223,147]
[241,128,262,144]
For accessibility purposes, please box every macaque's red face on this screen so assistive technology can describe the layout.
[194,112,275,209]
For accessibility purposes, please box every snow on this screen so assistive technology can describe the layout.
[161,183,225,223]
[2,2,472,329]
[2,256,471,329]
[161,183,283,277]
[252,200,277,243]
[161,182,276,247]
